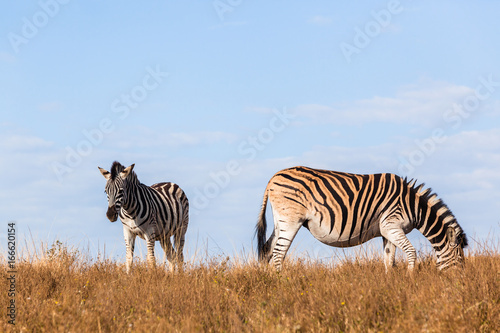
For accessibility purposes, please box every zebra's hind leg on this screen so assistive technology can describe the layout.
[380,226,416,272]
[382,237,397,272]
[173,220,188,266]
[271,218,303,271]
[160,237,176,272]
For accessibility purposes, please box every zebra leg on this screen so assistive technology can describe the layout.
[382,237,397,272]
[173,219,188,265]
[160,237,176,271]
[380,226,417,271]
[271,218,303,271]
[146,238,156,268]
[124,229,136,274]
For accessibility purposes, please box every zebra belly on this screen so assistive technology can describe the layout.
[121,216,164,241]
[306,214,382,248]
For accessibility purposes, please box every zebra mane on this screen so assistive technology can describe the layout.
[405,177,450,218]
[404,177,468,248]
[110,161,124,180]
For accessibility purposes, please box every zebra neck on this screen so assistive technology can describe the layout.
[121,182,142,218]
[415,195,455,251]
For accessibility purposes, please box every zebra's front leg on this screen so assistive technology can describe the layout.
[146,238,156,269]
[124,230,136,274]
[380,225,416,271]
[382,237,397,272]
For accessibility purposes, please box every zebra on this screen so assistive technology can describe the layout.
[256,166,468,271]
[98,161,189,273]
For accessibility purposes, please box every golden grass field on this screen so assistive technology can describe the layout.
[1,240,499,332]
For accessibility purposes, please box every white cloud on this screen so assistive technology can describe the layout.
[0,134,53,151]
[383,23,401,34]
[209,21,248,30]
[0,51,16,63]
[38,101,63,113]
[110,127,238,149]
[165,131,237,146]
[244,106,276,114]
[292,80,479,127]
[309,15,333,26]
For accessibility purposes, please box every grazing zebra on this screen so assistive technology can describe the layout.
[98,161,189,273]
[256,166,468,271]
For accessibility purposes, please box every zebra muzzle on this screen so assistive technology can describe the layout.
[106,206,118,222]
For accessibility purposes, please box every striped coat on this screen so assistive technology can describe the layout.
[99,162,189,273]
[256,166,467,271]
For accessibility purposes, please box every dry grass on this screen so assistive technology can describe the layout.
[1,240,499,332]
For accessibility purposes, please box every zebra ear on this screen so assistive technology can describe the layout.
[447,226,457,247]
[120,164,135,179]
[98,167,111,180]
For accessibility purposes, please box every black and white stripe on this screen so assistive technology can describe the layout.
[256,166,468,271]
[99,161,189,273]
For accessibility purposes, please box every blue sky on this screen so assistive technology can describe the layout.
[1,1,499,263]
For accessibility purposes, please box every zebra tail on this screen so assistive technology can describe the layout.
[256,185,269,261]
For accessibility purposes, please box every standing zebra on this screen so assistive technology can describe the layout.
[99,161,189,273]
[256,166,468,271]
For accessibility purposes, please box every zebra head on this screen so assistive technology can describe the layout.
[436,225,468,270]
[98,162,135,222]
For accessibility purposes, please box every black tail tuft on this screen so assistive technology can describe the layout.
[255,186,269,261]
